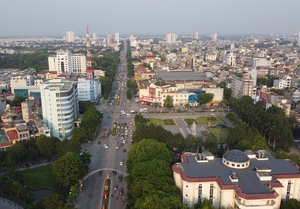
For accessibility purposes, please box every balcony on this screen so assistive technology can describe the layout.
[234,197,276,209]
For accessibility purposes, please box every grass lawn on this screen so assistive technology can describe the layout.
[208,127,231,142]
[164,119,175,125]
[184,117,225,125]
[20,165,67,199]
[147,118,165,126]
[147,118,176,125]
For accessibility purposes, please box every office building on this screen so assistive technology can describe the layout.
[40,78,79,140]
[231,74,256,99]
[48,50,73,75]
[66,31,75,42]
[115,33,120,43]
[191,31,199,39]
[212,33,217,42]
[77,78,101,102]
[173,150,300,209]
[166,33,177,44]
[92,33,97,40]
[71,53,87,74]
[10,75,33,94]
[223,51,236,66]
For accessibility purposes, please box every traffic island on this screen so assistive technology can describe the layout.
[112,122,117,136]
[101,179,111,209]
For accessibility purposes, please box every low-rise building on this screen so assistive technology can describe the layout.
[173,150,300,209]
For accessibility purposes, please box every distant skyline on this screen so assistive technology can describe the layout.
[1,0,300,37]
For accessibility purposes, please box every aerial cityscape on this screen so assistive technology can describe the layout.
[1,1,300,209]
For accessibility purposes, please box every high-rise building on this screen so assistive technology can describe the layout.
[71,54,87,74]
[40,78,79,140]
[115,33,120,43]
[166,33,177,44]
[298,32,300,46]
[77,78,101,102]
[92,33,97,40]
[212,33,218,42]
[48,50,72,75]
[48,51,86,75]
[191,31,199,39]
[66,31,75,42]
[231,73,255,99]
[223,51,236,66]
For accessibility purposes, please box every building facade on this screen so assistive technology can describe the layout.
[71,53,87,74]
[173,150,300,209]
[231,74,256,99]
[191,31,199,40]
[48,50,73,75]
[77,78,101,102]
[40,79,78,140]
[10,75,33,94]
[223,51,236,66]
[66,31,75,42]
[115,33,120,43]
[166,33,177,44]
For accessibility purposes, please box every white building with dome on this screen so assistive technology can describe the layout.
[173,149,300,209]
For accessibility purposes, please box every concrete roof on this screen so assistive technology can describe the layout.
[156,70,208,81]
[180,152,300,195]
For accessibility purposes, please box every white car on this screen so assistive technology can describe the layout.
[116,146,119,150]
[103,144,109,149]
[294,139,300,142]
[120,161,123,166]
[122,140,126,144]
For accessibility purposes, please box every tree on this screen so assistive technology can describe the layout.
[280,198,300,209]
[198,93,214,105]
[163,95,174,108]
[194,198,215,209]
[41,194,65,209]
[10,95,25,107]
[184,103,191,109]
[53,152,84,188]
[36,135,58,157]
[127,89,133,100]
[236,140,252,151]
[6,142,26,165]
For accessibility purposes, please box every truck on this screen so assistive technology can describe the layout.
[139,108,148,113]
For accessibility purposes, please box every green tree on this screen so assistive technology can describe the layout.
[127,89,133,100]
[184,103,191,109]
[194,198,215,209]
[198,93,214,105]
[163,95,174,108]
[41,194,65,209]
[10,95,25,106]
[6,142,26,165]
[36,135,58,157]
[280,198,300,209]
[236,140,252,151]
[53,152,84,188]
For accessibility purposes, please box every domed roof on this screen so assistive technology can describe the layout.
[223,149,249,163]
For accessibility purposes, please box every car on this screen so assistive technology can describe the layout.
[119,187,124,195]
[116,146,119,150]
[122,140,126,144]
[98,171,103,176]
[98,141,101,145]
[294,139,300,142]
[112,170,117,175]
[103,144,108,149]
[120,161,123,166]
[114,184,118,191]
[118,175,123,182]
[123,149,127,153]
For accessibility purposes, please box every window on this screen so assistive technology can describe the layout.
[286,180,291,200]
[198,184,202,203]
[186,185,188,187]
[209,184,214,204]
[232,163,235,166]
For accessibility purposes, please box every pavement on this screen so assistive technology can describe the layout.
[0,198,24,209]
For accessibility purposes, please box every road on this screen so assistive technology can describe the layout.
[77,40,132,209]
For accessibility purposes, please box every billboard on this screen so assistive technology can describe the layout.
[149,87,156,95]
[259,91,270,102]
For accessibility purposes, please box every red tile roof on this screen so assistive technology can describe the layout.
[6,129,19,141]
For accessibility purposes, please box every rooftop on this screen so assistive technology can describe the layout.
[179,151,300,195]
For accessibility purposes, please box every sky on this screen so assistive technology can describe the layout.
[1,0,300,37]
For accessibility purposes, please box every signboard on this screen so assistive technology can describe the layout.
[259,91,270,102]
[149,87,156,95]
[141,96,161,102]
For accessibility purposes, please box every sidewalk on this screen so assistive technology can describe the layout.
[0,198,24,209]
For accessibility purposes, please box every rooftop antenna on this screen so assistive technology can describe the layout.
[85,25,94,77]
